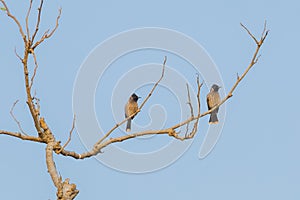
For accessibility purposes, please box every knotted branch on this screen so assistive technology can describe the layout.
[46,142,79,200]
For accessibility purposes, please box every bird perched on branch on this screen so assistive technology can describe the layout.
[206,84,221,124]
[125,93,140,132]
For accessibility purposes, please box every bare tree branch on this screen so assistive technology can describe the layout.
[183,77,203,139]
[31,0,44,42]
[198,22,269,120]
[32,7,61,50]
[46,142,79,199]
[1,1,78,199]
[240,23,259,45]
[10,100,27,135]
[0,130,44,143]
[261,20,267,40]
[186,84,194,118]
[1,0,61,151]
[30,50,39,89]
[139,56,167,109]
[25,0,33,41]
[46,142,61,188]
[0,0,26,43]
[24,57,44,138]
[184,83,194,138]
[187,76,203,138]
[57,115,76,154]
[14,47,22,62]
[0,1,45,138]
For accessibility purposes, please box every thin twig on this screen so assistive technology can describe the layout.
[184,119,190,138]
[31,0,44,42]
[240,23,258,45]
[196,75,202,117]
[186,84,194,118]
[261,20,267,40]
[0,130,44,143]
[0,0,26,42]
[188,77,203,138]
[139,56,167,109]
[32,7,61,50]
[45,7,61,38]
[10,100,27,135]
[30,50,39,89]
[25,0,33,41]
[58,115,76,153]
[184,83,193,137]
[14,47,22,61]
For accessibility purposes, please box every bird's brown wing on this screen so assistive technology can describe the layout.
[207,92,221,111]
[206,93,212,110]
[128,102,138,119]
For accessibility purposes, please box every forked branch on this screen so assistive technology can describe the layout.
[32,7,61,50]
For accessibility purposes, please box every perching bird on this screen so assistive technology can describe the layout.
[206,84,221,124]
[125,93,140,132]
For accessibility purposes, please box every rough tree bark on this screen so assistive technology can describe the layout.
[0,0,268,199]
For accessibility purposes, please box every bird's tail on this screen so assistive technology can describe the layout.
[209,112,218,124]
[126,119,131,132]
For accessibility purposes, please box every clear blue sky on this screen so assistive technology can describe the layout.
[1,0,299,199]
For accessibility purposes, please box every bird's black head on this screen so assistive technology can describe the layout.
[131,93,140,102]
[211,84,221,91]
